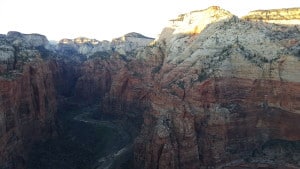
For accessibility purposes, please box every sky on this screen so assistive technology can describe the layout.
[0,0,299,41]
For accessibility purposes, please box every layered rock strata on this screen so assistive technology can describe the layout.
[243,7,300,25]
[133,6,300,169]
[0,33,57,169]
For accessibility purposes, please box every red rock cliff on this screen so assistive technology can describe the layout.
[0,33,57,169]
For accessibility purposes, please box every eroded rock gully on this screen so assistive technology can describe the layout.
[1,6,300,169]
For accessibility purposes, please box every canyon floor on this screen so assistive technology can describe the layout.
[27,102,133,169]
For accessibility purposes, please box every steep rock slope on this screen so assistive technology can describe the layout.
[69,33,155,122]
[55,32,155,109]
[133,6,300,169]
[0,32,57,169]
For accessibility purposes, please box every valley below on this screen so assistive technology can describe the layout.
[27,104,133,169]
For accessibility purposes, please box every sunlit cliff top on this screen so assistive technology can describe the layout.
[157,6,300,43]
[167,6,233,35]
[242,7,300,24]
[59,37,102,45]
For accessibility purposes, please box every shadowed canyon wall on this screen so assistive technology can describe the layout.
[0,31,154,169]
[0,32,57,169]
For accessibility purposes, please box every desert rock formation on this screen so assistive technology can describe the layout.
[0,6,300,169]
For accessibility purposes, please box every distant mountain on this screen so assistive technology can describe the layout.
[57,32,154,56]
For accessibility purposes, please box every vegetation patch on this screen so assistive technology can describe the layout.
[89,51,110,60]
[176,80,185,89]
[151,64,162,74]
[132,71,142,78]
[197,70,208,82]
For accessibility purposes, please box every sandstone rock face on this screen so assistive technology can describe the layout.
[163,6,233,37]
[0,33,57,169]
[133,6,300,169]
[243,7,300,25]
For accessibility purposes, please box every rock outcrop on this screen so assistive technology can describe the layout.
[111,32,155,55]
[163,6,233,37]
[6,31,49,48]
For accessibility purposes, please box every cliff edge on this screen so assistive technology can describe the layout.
[243,7,300,25]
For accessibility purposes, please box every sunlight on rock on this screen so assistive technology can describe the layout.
[243,7,300,25]
[168,6,233,35]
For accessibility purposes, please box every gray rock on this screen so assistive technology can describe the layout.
[56,32,154,57]
[7,31,49,47]
[0,45,14,61]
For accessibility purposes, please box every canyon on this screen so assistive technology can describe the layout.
[0,6,300,169]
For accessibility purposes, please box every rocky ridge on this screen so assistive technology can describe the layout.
[57,32,154,57]
[243,7,300,25]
